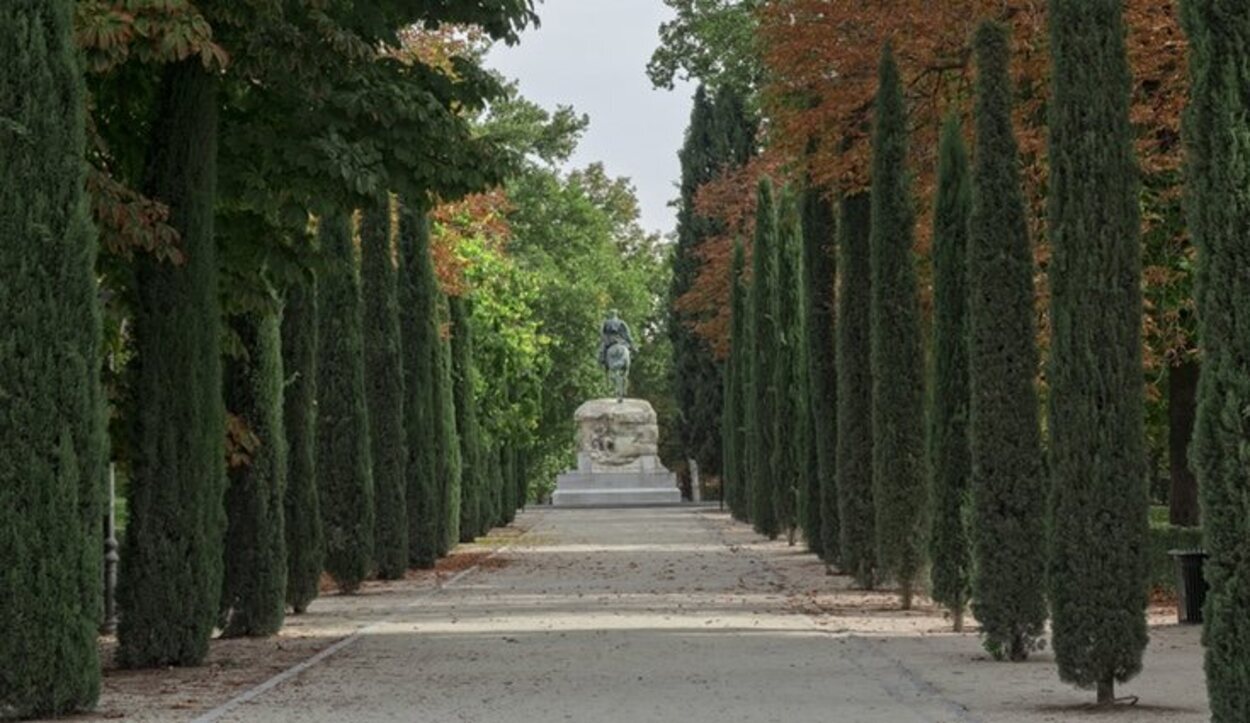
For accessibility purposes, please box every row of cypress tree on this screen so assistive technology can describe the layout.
[719,1,1248,706]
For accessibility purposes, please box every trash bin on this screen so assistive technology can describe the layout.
[1168,549,1208,624]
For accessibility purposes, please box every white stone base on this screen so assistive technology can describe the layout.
[552,471,682,507]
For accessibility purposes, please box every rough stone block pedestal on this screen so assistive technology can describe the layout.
[553,398,681,507]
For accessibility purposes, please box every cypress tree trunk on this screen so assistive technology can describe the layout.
[399,204,441,568]
[967,22,1049,659]
[868,46,927,610]
[361,202,408,580]
[724,238,749,521]
[0,0,106,713]
[436,294,464,553]
[1047,0,1149,702]
[316,211,375,593]
[929,114,973,634]
[802,182,839,564]
[501,443,518,525]
[221,309,288,637]
[1167,359,1200,526]
[772,191,805,545]
[747,179,780,539]
[118,59,227,668]
[837,193,876,588]
[282,277,323,614]
[451,296,483,541]
[1181,1,1250,717]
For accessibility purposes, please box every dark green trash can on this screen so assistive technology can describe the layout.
[1168,549,1208,624]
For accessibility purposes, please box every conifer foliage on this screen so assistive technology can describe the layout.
[928,114,973,633]
[801,182,838,563]
[836,194,876,588]
[723,238,749,521]
[282,277,323,614]
[399,205,443,568]
[772,191,806,545]
[746,179,780,539]
[316,211,375,593]
[1047,0,1149,704]
[0,0,107,713]
[436,295,464,553]
[451,295,485,541]
[967,22,1048,659]
[118,60,228,668]
[1181,1,1250,717]
[868,46,927,609]
[221,309,288,637]
[361,202,408,581]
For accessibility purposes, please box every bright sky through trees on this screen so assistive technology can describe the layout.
[487,0,695,236]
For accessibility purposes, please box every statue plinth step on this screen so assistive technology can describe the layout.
[552,471,681,507]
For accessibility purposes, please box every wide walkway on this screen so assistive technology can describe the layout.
[194,507,1206,723]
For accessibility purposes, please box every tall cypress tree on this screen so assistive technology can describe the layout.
[772,191,805,545]
[0,0,106,713]
[221,308,288,637]
[1181,1,1250,717]
[399,204,441,568]
[451,295,484,541]
[929,114,973,633]
[868,45,927,609]
[967,23,1048,659]
[836,194,875,588]
[671,86,723,473]
[436,294,463,553]
[802,181,839,564]
[282,276,323,614]
[672,86,757,475]
[361,201,408,580]
[118,60,227,668]
[1047,0,1149,704]
[723,237,749,521]
[747,179,780,539]
[316,211,375,593]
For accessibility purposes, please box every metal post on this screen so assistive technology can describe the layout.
[101,463,119,635]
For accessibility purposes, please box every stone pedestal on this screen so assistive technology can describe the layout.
[553,398,681,507]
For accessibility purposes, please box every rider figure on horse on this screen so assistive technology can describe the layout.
[598,310,636,400]
[598,309,635,368]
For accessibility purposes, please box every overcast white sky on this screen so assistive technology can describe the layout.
[486,0,695,238]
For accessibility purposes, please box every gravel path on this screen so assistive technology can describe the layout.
[173,507,1206,722]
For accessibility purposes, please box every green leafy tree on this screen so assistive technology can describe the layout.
[868,45,927,609]
[801,181,838,563]
[117,60,227,668]
[1047,0,1149,704]
[0,0,106,714]
[723,238,749,520]
[221,308,288,637]
[1180,1,1250,718]
[837,193,875,588]
[361,202,408,580]
[282,274,323,613]
[747,179,780,539]
[967,23,1048,659]
[316,211,375,593]
[399,205,442,568]
[648,0,764,92]
[929,114,973,633]
[451,295,485,541]
[772,191,805,545]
